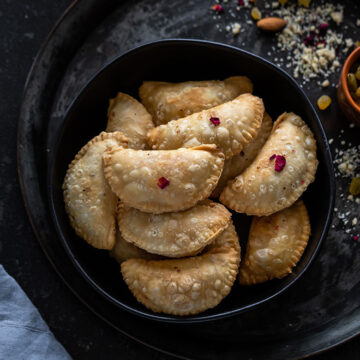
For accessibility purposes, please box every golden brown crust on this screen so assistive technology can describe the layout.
[211,112,273,198]
[139,76,253,125]
[117,200,231,257]
[147,94,264,159]
[239,200,310,285]
[121,219,240,316]
[62,131,128,249]
[102,145,225,214]
[220,112,318,216]
[205,220,241,255]
[106,92,154,149]
[110,230,160,263]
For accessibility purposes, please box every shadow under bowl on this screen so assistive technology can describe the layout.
[48,39,335,324]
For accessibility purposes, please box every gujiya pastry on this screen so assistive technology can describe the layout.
[62,76,318,316]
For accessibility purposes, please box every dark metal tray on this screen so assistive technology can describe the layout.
[17,0,360,359]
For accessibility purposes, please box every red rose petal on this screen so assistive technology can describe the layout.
[212,4,224,13]
[353,236,359,242]
[275,155,286,172]
[269,154,276,160]
[275,225,279,230]
[318,23,328,36]
[210,117,221,126]
[157,177,170,189]
[316,40,327,46]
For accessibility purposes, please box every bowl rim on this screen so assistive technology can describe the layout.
[341,46,360,112]
[49,38,335,324]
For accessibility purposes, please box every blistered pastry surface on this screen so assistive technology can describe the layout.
[106,92,154,149]
[239,200,310,285]
[220,112,318,216]
[110,230,160,263]
[212,112,272,197]
[103,145,225,213]
[117,200,231,257]
[139,76,253,125]
[62,131,128,249]
[121,220,240,316]
[147,94,264,159]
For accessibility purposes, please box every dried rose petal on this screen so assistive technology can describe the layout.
[301,180,305,184]
[274,155,286,172]
[303,34,315,46]
[210,117,221,126]
[316,40,326,46]
[238,0,244,5]
[353,236,359,242]
[212,4,224,13]
[318,23,328,36]
[275,225,279,230]
[157,177,170,189]
[269,154,276,160]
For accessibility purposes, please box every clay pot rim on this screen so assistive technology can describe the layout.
[341,46,360,112]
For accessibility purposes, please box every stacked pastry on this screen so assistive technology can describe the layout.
[62,76,318,316]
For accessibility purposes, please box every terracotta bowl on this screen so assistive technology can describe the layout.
[337,46,360,125]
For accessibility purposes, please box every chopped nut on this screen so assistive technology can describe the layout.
[331,11,343,25]
[229,22,241,35]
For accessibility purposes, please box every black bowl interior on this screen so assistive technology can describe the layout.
[48,40,334,323]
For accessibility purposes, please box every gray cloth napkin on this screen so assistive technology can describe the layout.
[0,265,71,359]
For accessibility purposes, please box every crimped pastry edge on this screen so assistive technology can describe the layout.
[238,199,311,285]
[117,200,231,257]
[62,131,128,249]
[219,112,318,216]
[102,145,225,214]
[121,246,240,316]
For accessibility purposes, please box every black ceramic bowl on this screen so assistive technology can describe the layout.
[49,39,335,323]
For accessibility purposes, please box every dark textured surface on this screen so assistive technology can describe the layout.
[1,0,360,359]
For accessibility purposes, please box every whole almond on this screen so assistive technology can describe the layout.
[257,17,287,32]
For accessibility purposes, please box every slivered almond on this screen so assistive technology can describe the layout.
[257,17,287,32]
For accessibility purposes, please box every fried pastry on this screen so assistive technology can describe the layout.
[106,92,154,149]
[147,94,264,159]
[103,145,225,214]
[117,200,231,257]
[205,219,241,254]
[110,230,159,263]
[63,131,128,249]
[139,76,253,125]
[239,200,310,285]
[220,112,318,216]
[121,220,240,315]
[211,112,273,198]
